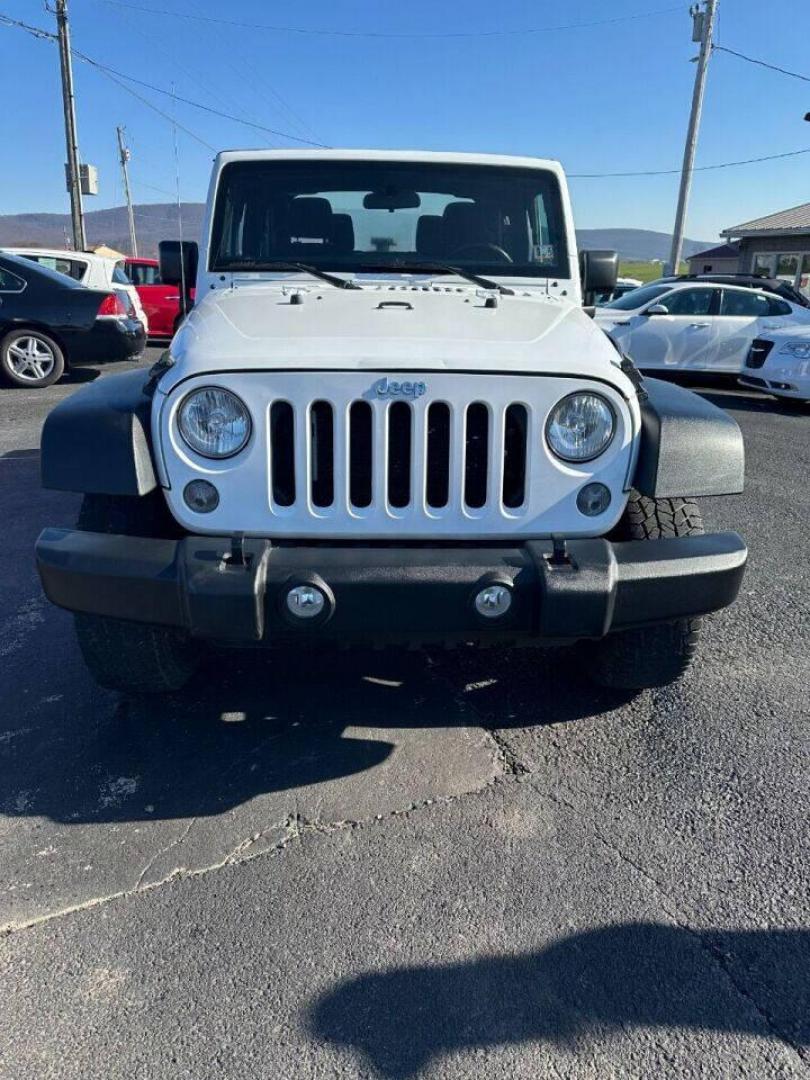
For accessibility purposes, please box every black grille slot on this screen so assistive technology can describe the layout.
[387,402,412,508]
[426,402,451,508]
[746,338,774,369]
[464,402,489,509]
[502,404,528,508]
[310,401,334,507]
[349,401,372,507]
[270,401,295,506]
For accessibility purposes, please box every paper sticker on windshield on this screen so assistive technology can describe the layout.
[534,244,556,264]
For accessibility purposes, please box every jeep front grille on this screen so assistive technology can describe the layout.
[268,395,530,513]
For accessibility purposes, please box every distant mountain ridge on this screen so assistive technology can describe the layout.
[0,203,206,258]
[0,203,713,262]
[575,228,712,262]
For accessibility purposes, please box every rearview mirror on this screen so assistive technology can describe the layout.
[159,240,198,291]
[363,189,421,211]
[579,249,619,306]
[645,304,669,316]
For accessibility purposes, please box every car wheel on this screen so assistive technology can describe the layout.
[73,492,200,694]
[0,329,65,388]
[588,492,704,690]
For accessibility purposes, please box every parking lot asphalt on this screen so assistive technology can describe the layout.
[1,350,808,1079]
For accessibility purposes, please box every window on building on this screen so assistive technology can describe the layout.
[775,253,800,283]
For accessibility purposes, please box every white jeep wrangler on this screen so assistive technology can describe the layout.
[36,150,747,694]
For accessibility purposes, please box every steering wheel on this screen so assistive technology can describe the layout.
[451,242,513,264]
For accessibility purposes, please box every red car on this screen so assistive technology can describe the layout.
[121,257,194,339]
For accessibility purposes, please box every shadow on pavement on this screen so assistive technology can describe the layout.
[0,642,631,826]
[308,922,809,1078]
[1,448,40,460]
[61,366,102,386]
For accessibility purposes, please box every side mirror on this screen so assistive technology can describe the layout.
[579,249,619,306]
[159,240,198,290]
[645,304,669,316]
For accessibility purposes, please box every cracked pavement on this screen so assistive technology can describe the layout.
[1,355,808,1078]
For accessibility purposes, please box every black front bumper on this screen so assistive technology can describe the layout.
[35,530,747,646]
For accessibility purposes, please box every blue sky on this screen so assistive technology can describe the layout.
[1,0,808,241]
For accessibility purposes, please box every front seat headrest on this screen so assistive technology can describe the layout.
[416,215,444,257]
[441,202,494,252]
[288,197,334,243]
[331,213,355,254]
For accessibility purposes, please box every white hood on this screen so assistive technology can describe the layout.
[165,282,631,393]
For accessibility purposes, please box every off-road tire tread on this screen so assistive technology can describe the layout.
[74,493,198,694]
[590,616,703,690]
[74,614,199,694]
[613,492,704,540]
[591,491,704,690]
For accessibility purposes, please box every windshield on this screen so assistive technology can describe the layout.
[602,283,672,311]
[209,160,569,279]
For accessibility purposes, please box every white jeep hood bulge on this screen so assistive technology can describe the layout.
[164,283,632,394]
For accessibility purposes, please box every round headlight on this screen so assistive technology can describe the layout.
[546,392,615,463]
[178,387,251,459]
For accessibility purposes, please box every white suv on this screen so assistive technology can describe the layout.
[4,247,148,333]
[35,150,747,697]
[595,280,810,373]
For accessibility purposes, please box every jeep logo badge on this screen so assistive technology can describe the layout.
[375,377,427,398]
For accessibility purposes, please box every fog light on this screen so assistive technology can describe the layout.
[474,584,512,619]
[577,482,611,517]
[183,479,219,513]
[286,584,326,619]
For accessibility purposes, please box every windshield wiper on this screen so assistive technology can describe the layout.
[365,261,514,296]
[219,260,362,290]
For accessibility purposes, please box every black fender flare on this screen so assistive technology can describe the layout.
[41,368,158,495]
[633,377,745,498]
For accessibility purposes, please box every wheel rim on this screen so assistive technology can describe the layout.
[7,335,56,382]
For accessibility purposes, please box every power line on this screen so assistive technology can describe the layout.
[71,51,329,147]
[0,12,216,149]
[714,45,810,84]
[84,59,218,151]
[569,145,810,178]
[0,12,56,40]
[0,11,328,147]
[98,0,683,40]
[100,0,324,145]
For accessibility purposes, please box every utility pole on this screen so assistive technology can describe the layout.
[667,0,718,275]
[54,0,86,251]
[117,126,138,256]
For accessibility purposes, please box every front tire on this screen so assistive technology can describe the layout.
[74,492,199,694]
[589,493,704,690]
[0,329,65,388]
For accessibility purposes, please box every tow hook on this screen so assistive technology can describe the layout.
[222,532,252,569]
[546,534,573,569]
